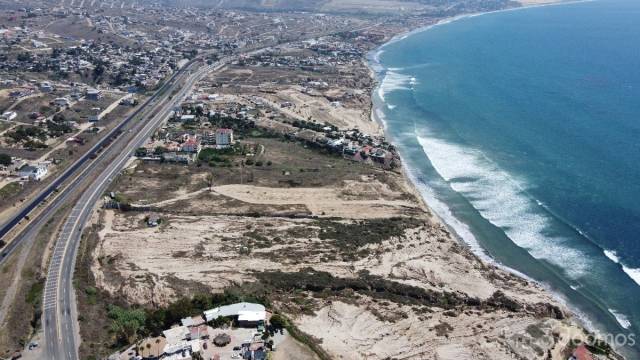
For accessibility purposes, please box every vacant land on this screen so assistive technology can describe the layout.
[84,130,598,359]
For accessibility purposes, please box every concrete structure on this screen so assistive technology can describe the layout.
[86,88,102,100]
[54,97,71,107]
[179,114,196,122]
[1,111,17,121]
[18,164,48,180]
[215,128,234,148]
[40,82,54,92]
[204,302,266,326]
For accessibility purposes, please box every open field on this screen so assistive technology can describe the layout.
[85,130,598,359]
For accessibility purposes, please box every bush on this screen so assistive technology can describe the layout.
[269,314,287,329]
[0,153,11,166]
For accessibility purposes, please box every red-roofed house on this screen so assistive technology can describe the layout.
[570,344,594,360]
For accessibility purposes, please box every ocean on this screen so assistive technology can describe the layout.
[370,0,640,356]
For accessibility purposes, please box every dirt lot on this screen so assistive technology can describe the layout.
[85,132,595,360]
[109,137,396,205]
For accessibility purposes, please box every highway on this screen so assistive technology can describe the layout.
[0,58,197,263]
[0,28,363,359]
[41,59,220,359]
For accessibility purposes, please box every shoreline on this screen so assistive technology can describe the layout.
[374,0,595,57]
[363,0,626,354]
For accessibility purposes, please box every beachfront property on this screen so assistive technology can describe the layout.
[204,302,266,327]
[113,302,273,360]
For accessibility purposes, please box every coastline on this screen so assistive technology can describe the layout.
[363,1,628,355]
[374,0,595,56]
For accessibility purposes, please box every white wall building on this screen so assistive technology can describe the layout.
[203,302,266,325]
[215,128,234,148]
[18,164,48,181]
[1,111,17,121]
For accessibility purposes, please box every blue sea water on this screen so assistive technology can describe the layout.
[371,0,640,356]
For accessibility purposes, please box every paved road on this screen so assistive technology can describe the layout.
[42,60,218,360]
[0,60,196,262]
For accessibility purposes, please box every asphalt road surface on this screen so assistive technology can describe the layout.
[41,60,218,360]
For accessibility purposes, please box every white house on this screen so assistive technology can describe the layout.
[53,97,71,107]
[40,82,53,92]
[179,114,196,123]
[1,111,17,121]
[215,128,234,148]
[18,164,48,181]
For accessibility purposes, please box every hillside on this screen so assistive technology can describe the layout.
[154,0,520,15]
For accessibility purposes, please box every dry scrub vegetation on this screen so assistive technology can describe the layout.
[72,133,606,360]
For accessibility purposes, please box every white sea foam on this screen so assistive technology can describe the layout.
[608,309,632,329]
[622,267,640,287]
[603,250,640,287]
[416,134,590,279]
[604,249,621,263]
[377,71,413,101]
[404,166,490,262]
[387,104,397,110]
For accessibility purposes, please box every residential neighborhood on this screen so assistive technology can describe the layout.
[111,302,286,360]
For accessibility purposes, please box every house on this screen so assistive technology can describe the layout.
[162,340,200,360]
[1,111,17,121]
[203,302,266,327]
[179,114,197,123]
[40,82,53,92]
[88,107,102,122]
[215,128,234,148]
[180,315,205,328]
[53,97,71,107]
[161,325,200,360]
[18,164,48,180]
[180,135,201,154]
[163,326,189,345]
[201,132,216,146]
[569,345,594,360]
[86,88,102,100]
[162,152,194,164]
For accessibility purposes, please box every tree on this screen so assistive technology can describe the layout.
[108,305,147,345]
[0,153,11,166]
[269,314,287,330]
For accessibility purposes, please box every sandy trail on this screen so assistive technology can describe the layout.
[212,184,416,218]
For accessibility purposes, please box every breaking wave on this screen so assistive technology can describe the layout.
[415,134,590,279]
[377,71,415,102]
[608,308,632,329]
[604,250,640,287]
